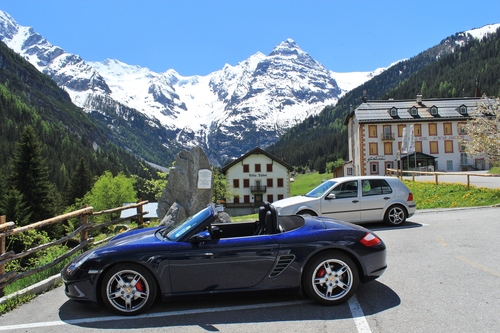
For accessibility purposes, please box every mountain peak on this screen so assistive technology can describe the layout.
[269,38,305,57]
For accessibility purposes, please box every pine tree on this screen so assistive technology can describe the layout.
[67,157,93,205]
[9,125,56,225]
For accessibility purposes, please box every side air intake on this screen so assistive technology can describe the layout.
[269,255,295,277]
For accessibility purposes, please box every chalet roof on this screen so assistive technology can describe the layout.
[221,147,293,173]
[345,97,483,124]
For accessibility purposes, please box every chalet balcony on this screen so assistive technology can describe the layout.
[381,133,395,141]
[250,185,267,193]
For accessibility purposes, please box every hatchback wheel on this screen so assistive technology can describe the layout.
[101,263,157,315]
[303,252,359,305]
[384,205,407,226]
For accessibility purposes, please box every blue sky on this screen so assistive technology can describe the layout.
[2,0,500,76]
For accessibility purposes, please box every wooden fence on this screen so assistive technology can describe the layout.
[0,200,149,297]
[386,168,499,189]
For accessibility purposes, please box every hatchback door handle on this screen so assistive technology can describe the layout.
[352,200,359,203]
[384,197,391,200]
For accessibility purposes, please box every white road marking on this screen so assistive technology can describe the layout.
[348,294,372,333]
[1,300,310,331]
[2,295,373,332]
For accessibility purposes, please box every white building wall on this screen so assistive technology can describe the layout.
[225,154,291,204]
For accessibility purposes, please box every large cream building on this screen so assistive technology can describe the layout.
[344,95,490,176]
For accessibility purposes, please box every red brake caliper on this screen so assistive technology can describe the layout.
[136,280,145,292]
[316,267,326,278]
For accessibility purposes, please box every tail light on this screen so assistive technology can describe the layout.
[407,192,414,201]
[359,232,381,247]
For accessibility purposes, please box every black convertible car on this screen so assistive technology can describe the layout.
[62,203,387,315]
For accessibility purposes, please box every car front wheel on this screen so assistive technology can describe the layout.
[101,263,157,315]
[303,252,359,305]
[384,205,407,226]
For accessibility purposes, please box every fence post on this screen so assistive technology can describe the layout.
[0,215,5,297]
[80,205,89,246]
[137,200,144,227]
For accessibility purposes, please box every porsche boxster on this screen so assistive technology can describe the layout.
[62,203,387,315]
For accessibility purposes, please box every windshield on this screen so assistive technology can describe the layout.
[305,180,336,198]
[165,205,214,241]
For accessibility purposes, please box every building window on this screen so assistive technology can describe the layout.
[443,123,452,135]
[384,142,393,155]
[277,178,284,187]
[459,105,467,115]
[458,122,467,135]
[385,161,393,175]
[255,164,261,172]
[233,179,240,188]
[266,164,273,172]
[370,162,379,175]
[444,140,454,153]
[243,179,250,188]
[414,124,422,136]
[383,125,392,139]
[277,194,284,200]
[369,142,378,155]
[243,164,249,173]
[234,196,240,204]
[460,152,468,165]
[390,107,398,117]
[430,106,438,115]
[415,141,422,153]
[244,195,250,203]
[429,123,438,136]
[267,178,273,187]
[398,124,406,137]
[430,141,439,154]
[368,125,377,138]
[267,194,273,203]
[410,107,418,116]
[459,143,466,152]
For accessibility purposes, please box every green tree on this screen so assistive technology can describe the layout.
[8,125,56,225]
[81,171,137,215]
[67,158,93,205]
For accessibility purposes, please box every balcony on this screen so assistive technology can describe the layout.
[381,133,395,141]
[250,185,267,193]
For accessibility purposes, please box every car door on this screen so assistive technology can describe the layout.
[359,178,394,222]
[320,179,361,222]
[169,234,279,293]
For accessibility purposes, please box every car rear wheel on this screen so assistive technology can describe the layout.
[384,205,407,226]
[303,252,359,305]
[101,263,157,315]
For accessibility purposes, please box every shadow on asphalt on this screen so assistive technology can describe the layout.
[360,220,425,231]
[58,282,400,329]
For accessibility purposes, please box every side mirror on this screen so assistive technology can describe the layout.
[326,193,336,200]
[189,230,212,243]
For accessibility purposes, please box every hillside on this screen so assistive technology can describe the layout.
[267,27,500,169]
[0,41,158,205]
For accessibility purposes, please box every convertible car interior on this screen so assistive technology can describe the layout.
[210,203,305,239]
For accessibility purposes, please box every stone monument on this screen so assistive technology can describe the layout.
[157,146,213,227]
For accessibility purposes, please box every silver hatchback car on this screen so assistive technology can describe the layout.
[273,176,416,226]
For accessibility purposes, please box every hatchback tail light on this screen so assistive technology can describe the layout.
[359,232,381,247]
[407,192,414,202]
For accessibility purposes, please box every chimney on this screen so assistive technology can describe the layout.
[416,94,423,105]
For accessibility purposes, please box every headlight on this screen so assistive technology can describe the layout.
[66,251,95,274]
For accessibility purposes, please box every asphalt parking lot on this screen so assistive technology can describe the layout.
[1,206,499,333]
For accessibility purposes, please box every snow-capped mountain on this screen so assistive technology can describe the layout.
[0,10,371,166]
[1,9,497,166]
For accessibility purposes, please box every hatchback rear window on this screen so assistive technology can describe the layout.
[361,179,392,196]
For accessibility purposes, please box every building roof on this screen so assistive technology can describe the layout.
[221,147,294,173]
[345,97,483,124]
